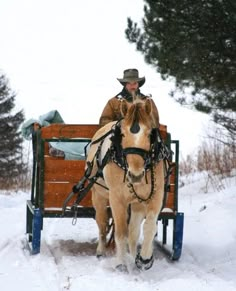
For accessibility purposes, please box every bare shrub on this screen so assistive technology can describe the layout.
[179,154,196,176]
[180,126,236,192]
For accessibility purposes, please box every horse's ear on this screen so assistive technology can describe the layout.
[145,98,152,115]
[120,100,129,117]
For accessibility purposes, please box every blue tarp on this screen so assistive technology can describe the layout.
[21,110,90,160]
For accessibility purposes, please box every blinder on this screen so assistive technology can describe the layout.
[110,123,123,145]
[150,128,158,144]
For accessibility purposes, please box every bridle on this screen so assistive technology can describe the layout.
[110,121,161,171]
[109,122,163,202]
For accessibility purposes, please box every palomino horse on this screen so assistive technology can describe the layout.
[86,98,165,271]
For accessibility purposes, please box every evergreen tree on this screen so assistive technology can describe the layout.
[125,0,236,138]
[0,73,26,189]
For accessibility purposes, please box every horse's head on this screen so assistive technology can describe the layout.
[119,98,156,184]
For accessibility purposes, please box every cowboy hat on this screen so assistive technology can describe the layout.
[117,68,145,87]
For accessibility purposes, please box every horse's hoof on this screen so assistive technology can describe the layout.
[96,254,105,260]
[115,264,128,273]
[135,253,154,271]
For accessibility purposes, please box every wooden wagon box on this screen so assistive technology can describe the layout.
[26,123,184,259]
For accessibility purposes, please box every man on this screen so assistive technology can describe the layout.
[99,68,160,126]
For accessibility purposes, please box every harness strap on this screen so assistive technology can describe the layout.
[122,147,148,158]
[90,119,123,146]
[90,129,113,146]
[73,176,99,205]
[74,148,111,205]
[62,141,111,216]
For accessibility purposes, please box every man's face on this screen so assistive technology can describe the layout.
[125,81,139,94]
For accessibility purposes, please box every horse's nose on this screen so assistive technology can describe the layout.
[127,170,144,184]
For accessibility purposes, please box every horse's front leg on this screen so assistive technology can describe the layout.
[92,187,108,258]
[110,196,128,271]
[128,204,145,258]
[136,211,158,270]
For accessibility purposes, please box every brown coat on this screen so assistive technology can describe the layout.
[99,96,160,127]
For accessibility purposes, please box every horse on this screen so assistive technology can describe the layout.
[86,98,165,272]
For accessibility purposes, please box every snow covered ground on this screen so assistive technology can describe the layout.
[0,2,235,289]
[1,174,235,291]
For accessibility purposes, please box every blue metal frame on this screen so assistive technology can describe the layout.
[155,139,184,260]
[26,200,43,254]
[172,212,184,260]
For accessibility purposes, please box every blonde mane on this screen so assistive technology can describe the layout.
[121,97,156,129]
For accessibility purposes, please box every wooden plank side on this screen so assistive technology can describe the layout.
[41,124,100,139]
[44,159,86,182]
[43,182,93,208]
[159,124,167,140]
[165,192,175,209]
[169,174,175,184]
[168,164,176,184]
[42,159,176,208]
[43,183,175,210]
[40,124,168,140]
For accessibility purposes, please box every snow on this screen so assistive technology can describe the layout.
[1,174,236,291]
[0,1,235,290]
